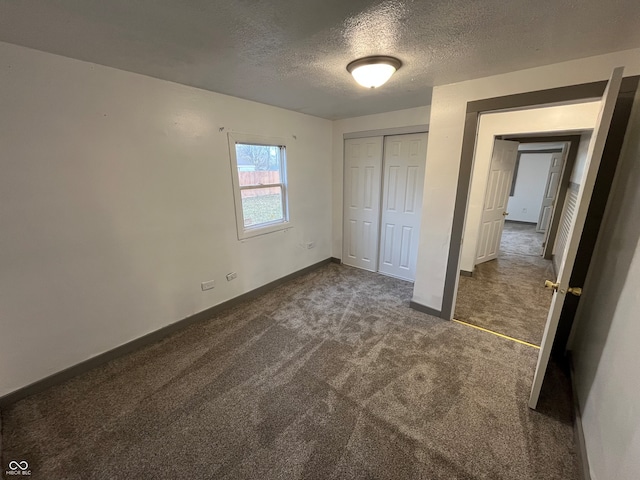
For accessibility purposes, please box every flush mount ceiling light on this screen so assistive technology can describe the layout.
[347,56,402,89]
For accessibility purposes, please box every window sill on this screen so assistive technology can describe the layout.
[238,221,291,240]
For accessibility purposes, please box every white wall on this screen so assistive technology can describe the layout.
[331,106,430,257]
[507,153,553,223]
[570,88,640,480]
[0,42,333,397]
[412,47,640,311]
[572,132,594,185]
[458,102,601,274]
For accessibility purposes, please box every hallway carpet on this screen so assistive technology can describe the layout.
[1,264,577,479]
[499,221,546,257]
[455,223,554,345]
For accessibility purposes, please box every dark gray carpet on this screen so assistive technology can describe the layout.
[1,264,577,479]
[455,223,554,346]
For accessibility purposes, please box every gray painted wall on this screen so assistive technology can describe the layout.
[571,89,640,480]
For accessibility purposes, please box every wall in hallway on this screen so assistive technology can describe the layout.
[507,153,553,223]
[571,132,594,185]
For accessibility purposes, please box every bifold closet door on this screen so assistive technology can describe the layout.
[378,133,428,281]
[342,137,383,272]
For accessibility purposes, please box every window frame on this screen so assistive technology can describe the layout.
[228,133,290,239]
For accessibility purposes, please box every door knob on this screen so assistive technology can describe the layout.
[568,287,582,297]
[544,280,559,292]
[502,212,509,216]
[544,281,582,296]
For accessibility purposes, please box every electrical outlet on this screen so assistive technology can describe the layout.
[226,272,237,281]
[306,241,315,249]
[201,280,215,291]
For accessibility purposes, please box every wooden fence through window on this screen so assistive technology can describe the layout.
[239,171,281,198]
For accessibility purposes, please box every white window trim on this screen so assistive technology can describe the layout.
[228,133,290,240]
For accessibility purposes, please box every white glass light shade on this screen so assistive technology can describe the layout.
[347,56,402,89]
[351,63,397,88]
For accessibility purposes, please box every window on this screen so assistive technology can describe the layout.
[228,133,289,239]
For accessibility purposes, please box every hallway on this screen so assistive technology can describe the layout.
[454,222,554,346]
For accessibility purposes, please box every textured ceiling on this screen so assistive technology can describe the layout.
[1,0,639,119]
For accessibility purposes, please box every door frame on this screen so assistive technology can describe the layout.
[343,124,429,140]
[457,103,600,278]
[432,76,640,321]
[341,126,429,279]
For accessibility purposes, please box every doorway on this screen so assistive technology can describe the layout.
[437,71,639,409]
[342,132,428,282]
[455,139,573,346]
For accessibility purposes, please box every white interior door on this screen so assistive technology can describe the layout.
[475,139,519,265]
[536,150,565,233]
[529,67,623,409]
[378,133,428,281]
[342,137,383,272]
